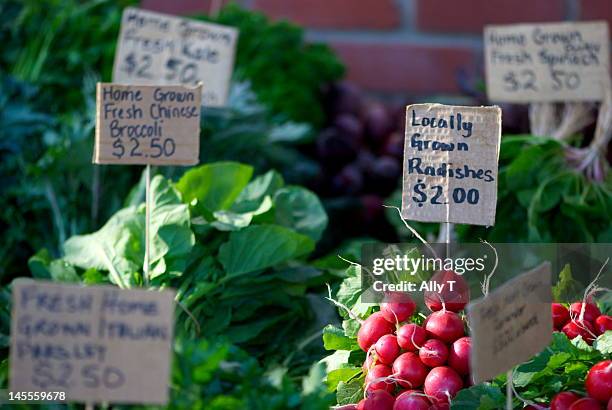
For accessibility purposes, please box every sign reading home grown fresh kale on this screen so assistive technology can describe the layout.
[113,7,238,107]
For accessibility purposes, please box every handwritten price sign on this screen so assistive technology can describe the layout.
[9,280,175,404]
[401,104,501,226]
[485,21,610,102]
[467,263,552,383]
[113,7,238,107]
[94,83,201,166]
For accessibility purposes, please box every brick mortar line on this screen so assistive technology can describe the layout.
[564,0,580,20]
[305,30,483,49]
[397,0,417,32]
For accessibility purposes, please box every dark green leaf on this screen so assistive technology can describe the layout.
[336,379,363,406]
[218,225,314,276]
[176,162,253,214]
[322,325,358,351]
[273,186,328,241]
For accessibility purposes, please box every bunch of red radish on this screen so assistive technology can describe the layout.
[353,271,471,410]
[549,302,612,410]
[548,360,611,410]
[552,302,611,345]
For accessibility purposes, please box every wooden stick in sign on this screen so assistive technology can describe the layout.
[144,164,151,286]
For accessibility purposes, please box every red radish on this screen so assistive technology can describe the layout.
[419,339,448,368]
[429,404,450,410]
[562,320,596,344]
[393,390,430,410]
[375,335,401,365]
[357,389,395,410]
[552,303,571,329]
[423,366,463,404]
[569,302,601,323]
[397,324,427,351]
[608,398,611,410]
[392,352,428,389]
[425,311,465,343]
[358,312,395,351]
[594,315,612,335]
[568,398,603,410]
[448,336,471,376]
[585,360,611,403]
[380,293,416,324]
[551,392,582,410]
[366,364,394,394]
[424,270,470,312]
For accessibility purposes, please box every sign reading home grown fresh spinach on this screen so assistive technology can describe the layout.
[484,21,610,102]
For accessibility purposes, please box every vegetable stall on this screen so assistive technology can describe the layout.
[0,1,610,409]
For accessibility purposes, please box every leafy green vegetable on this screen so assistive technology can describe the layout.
[219,225,314,276]
[451,384,505,410]
[1,162,334,408]
[387,135,612,243]
[0,1,337,283]
[209,5,344,127]
[177,162,254,215]
[336,379,364,406]
[162,337,334,410]
[322,325,358,351]
[24,163,329,364]
[510,332,610,402]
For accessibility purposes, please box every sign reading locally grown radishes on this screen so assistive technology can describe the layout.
[113,7,238,107]
[484,21,610,102]
[467,262,553,384]
[401,104,501,226]
[10,280,175,404]
[94,83,201,165]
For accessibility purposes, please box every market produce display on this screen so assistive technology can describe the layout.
[1,1,611,409]
[320,263,611,409]
[1,162,338,408]
[0,0,342,281]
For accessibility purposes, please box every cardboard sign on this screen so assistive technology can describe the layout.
[467,263,552,384]
[401,104,501,226]
[485,21,610,102]
[10,280,175,404]
[113,7,238,107]
[94,83,201,165]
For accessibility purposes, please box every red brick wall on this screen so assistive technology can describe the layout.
[141,0,612,98]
